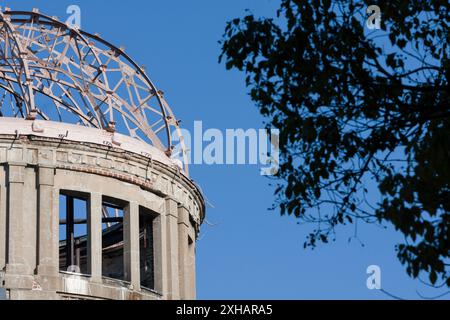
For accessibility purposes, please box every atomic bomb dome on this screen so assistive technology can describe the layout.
[0,8,204,300]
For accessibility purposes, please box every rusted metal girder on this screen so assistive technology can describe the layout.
[0,8,189,174]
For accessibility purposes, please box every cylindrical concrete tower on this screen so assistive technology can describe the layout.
[0,8,204,300]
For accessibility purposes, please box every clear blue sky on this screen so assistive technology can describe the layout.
[4,0,448,300]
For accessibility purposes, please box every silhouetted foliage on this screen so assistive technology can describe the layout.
[220,0,449,288]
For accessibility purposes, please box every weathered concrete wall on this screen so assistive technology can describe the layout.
[0,119,204,300]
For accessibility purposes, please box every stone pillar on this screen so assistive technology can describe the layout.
[164,197,180,299]
[153,209,168,295]
[178,205,190,299]
[5,164,32,278]
[0,166,6,271]
[88,192,102,282]
[36,166,58,276]
[124,201,140,290]
[188,234,197,299]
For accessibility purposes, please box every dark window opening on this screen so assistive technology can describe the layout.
[101,196,125,281]
[59,192,89,274]
[139,207,156,290]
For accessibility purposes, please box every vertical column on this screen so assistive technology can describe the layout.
[6,164,30,275]
[188,235,197,299]
[178,205,190,299]
[65,196,75,269]
[37,166,58,276]
[87,193,102,282]
[164,197,180,299]
[124,201,140,290]
[153,209,168,295]
[0,166,6,271]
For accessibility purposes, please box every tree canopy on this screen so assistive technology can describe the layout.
[220,0,449,288]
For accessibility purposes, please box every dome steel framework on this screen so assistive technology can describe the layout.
[0,8,188,173]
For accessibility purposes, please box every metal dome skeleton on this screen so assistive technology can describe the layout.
[0,8,188,173]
